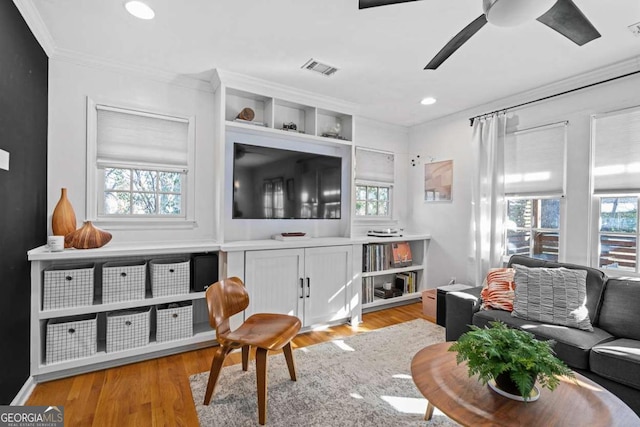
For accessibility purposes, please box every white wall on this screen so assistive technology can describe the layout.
[408,71,640,288]
[47,58,217,243]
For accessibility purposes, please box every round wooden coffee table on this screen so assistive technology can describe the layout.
[411,342,640,426]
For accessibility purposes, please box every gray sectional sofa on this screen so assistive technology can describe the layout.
[445,255,640,414]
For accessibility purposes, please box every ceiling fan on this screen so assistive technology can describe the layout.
[359,0,601,70]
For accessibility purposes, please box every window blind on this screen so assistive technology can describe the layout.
[592,106,640,193]
[96,106,189,168]
[355,147,394,183]
[504,122,566,195]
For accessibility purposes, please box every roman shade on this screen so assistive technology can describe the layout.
[504,122,567,195]
[96,105,189,169]
[355,147,394,183]
[592,105,640,193]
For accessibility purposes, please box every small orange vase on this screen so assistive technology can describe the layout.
[52,188,77,247]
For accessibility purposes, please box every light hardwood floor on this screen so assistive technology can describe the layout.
[27,302,433,426]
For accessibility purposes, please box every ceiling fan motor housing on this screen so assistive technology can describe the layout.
[483,0,556,27]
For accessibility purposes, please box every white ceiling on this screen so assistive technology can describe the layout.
[23,0,640,126]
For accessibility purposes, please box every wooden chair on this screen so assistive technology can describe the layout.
[203,277,302,425]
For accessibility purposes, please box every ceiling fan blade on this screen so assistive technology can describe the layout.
[536,0,601,46]
[425,14,487,70]
[359,0,420,10]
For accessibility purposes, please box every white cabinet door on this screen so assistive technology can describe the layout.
[303,245,352,327]
[245,249,304,318]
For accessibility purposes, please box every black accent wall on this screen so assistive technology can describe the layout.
[0,2,48,403]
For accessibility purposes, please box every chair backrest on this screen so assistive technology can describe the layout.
[205,277,249,338]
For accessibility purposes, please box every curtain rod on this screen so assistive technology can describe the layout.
[468,68,640,126]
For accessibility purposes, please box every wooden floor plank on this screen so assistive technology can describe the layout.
[26,302,430,425]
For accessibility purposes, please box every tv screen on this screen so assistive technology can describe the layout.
[232,143,342,219]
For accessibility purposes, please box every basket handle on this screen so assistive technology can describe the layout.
[169,268,175,273]
[172,313,178,318]
[66,275,73,281]
[68,328,75,334]
[125,321,132,326]
[121,272,127,277]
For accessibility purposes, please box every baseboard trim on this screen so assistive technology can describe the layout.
[11,376,35,405]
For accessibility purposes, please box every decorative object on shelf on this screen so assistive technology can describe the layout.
[273,232,310,241]
[367,228,402,237]
[448,321,574,401]
[236,107,255,121]
[282,121,297,131]
[52,187,77,247]
[322,122,344,139]
[391,241,412,267]
[424,160,453,202]
[64,221,112,249]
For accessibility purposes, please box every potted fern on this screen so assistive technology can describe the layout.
[448,321,574,401]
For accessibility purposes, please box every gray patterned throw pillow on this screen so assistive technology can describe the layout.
[512,264,593,331]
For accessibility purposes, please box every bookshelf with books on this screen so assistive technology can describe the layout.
[361,235,430,311]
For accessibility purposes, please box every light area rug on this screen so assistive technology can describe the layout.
[190,319,460,426]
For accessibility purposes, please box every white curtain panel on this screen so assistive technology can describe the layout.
[470,113,507,285]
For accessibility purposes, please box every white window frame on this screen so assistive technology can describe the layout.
[503,121,568,262]
[354,147,395,222]
[354,180,393,219]
[86,98,196,229]
[589,105,640,276]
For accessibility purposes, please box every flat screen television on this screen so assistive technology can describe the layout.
[232,143,342,219]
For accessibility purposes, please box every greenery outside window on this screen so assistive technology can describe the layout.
[598,196,638,271]
[100,167,184,216]
[505,198,560,261]
[86,99,195,227]
[355,184,391,217]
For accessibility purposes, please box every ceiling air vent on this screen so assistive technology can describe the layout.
[301,58,339,77]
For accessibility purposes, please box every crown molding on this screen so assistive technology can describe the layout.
[214,69,359,115]
[52,48,214,93]
[13,0,56,57]
[355,116,410,135]
[463,55,640,122]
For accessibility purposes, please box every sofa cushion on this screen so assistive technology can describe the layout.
[591,338,640,391]
[511,264,593,331]
[598,278,640,341]
[480,268,516,311]
[507,255,606,325]
[473,309,614,370]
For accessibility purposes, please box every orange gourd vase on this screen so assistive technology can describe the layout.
[52,188,77,248]
[65,221,112,249]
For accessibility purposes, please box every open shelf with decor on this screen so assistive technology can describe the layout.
[361,235,430,312]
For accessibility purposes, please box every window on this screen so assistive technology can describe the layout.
[86,100,195,225]
[503,121,567,261]
[598,197,638,271]
[592,105,640,272]
[354,147,394,219]
[355,185,390,216]
[102,167,182,215]
[505,198,560,261]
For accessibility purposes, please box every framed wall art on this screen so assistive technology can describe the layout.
[424,160,453,202]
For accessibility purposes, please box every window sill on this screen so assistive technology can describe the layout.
[89,218,198,231]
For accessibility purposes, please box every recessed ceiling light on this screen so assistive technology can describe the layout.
[420,97,437,106]
[124,1,155,20]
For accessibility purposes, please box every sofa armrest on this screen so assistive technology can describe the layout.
[445,287,483,341]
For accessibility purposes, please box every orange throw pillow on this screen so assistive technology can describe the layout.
[480,268,516,311]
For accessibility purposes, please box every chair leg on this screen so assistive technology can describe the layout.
[256,347,268,425]
[204,346,231,405]
[282,342,297,381]
[242,345,250,371]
